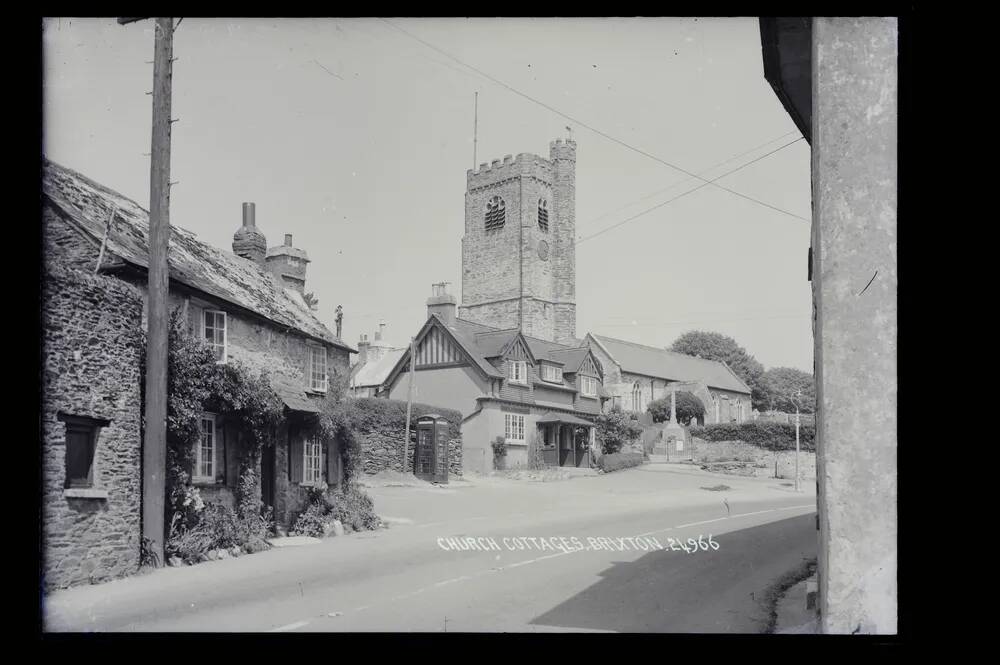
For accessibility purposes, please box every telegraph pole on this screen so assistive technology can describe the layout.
[119,16,175,565]
[402,336,416,474]
[793,389,802,492]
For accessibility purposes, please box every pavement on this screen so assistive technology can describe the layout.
[43,462,817,633]
[774,573,820,634]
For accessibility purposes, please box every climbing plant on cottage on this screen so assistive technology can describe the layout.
[151,309,285,562]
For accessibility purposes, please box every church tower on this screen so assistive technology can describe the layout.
[459,139,577,345]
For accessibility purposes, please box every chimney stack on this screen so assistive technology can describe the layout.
[357,333,370,367]
[265,233,310,294]
[233,202,267,266]
[426,282,457,328]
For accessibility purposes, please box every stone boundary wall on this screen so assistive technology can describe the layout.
[361,430,462,478]
[691,438,817,481]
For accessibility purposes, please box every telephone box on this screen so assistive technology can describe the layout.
[414,415,450,484]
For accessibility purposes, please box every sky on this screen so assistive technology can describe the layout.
[42,17,813,372]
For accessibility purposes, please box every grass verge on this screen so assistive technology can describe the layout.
[759,557,818,633]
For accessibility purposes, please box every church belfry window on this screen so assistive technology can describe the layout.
[537,198,549,232]
[485,196,506,231]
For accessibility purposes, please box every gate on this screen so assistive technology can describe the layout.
[414,415,450,484]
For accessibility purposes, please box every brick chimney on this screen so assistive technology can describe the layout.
[356,334,370,366]
[232,202,267,266]
[426,282,456,328]
[265,233,310,294]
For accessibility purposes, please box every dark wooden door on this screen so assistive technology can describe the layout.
[559,426,571,466]
[261,445,275,512]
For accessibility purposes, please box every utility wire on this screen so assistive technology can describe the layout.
[378,18,810,223]
[576,136,805,245]
[580,129,800,231]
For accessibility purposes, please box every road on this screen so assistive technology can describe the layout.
[43,463,817,632]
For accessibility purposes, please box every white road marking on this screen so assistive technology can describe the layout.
[270,620,310,632]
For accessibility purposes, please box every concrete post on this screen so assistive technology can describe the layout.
[812,17,897,634]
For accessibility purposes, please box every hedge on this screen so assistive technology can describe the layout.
[327,397,463,440]
[688,421,815,451]
[599,452,646,473]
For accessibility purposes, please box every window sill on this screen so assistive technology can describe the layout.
[193,478,223,486]
[580,394,598,400]
[64,488,108,500]
[504,440,528,447]
[508,381,529,387]
[306,389,328,396]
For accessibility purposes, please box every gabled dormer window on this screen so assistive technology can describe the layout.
[509,360,527,385]
[204,310,227,363]
[581,376,598,397]
[541,364,562,383]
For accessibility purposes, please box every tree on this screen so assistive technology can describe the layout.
[669,331,767,411]
[761,367,816,414]
[595,407,644,455]
[646,391,705,425]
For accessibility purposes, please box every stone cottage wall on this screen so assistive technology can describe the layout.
[41,265,143,590]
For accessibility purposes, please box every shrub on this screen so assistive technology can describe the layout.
[647,392,705,425]
[595,407,644,455]
[290,501,332,539]
[167,502,243,563]
[329,482,381,532]
[689,421,815,451]
[289,481,381,536]
[526,431,547,470]
[599,452,646,473]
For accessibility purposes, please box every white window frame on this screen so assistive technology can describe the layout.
[203,310,227,364]
[541,363,562,383]
[194,413,217,483]
[581,376,598,398]
[303,437,324,486]
[308,344,329,393]
[509,360,528,385]
[504,414,525,443]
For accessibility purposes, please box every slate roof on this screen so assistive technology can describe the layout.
[590,334,751,394]
[42,158,353,353]
[351,348,406,389]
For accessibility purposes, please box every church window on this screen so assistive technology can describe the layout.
[537,199,549,232]
[631,382,643,413]
[485,196,506,231]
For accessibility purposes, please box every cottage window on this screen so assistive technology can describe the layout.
[537,199,549,232]
[308,345,328,392]
[505,414,525,443]
[195,414,217,483]
[541,364,562,383]
[58,414,106,489]
[204,310,227,363]
[485,196,506,231]
[303,438,323,486]
[581,376,598,397]
[509,360,527,385]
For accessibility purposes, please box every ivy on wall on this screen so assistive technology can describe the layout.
[147,309,285,561]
